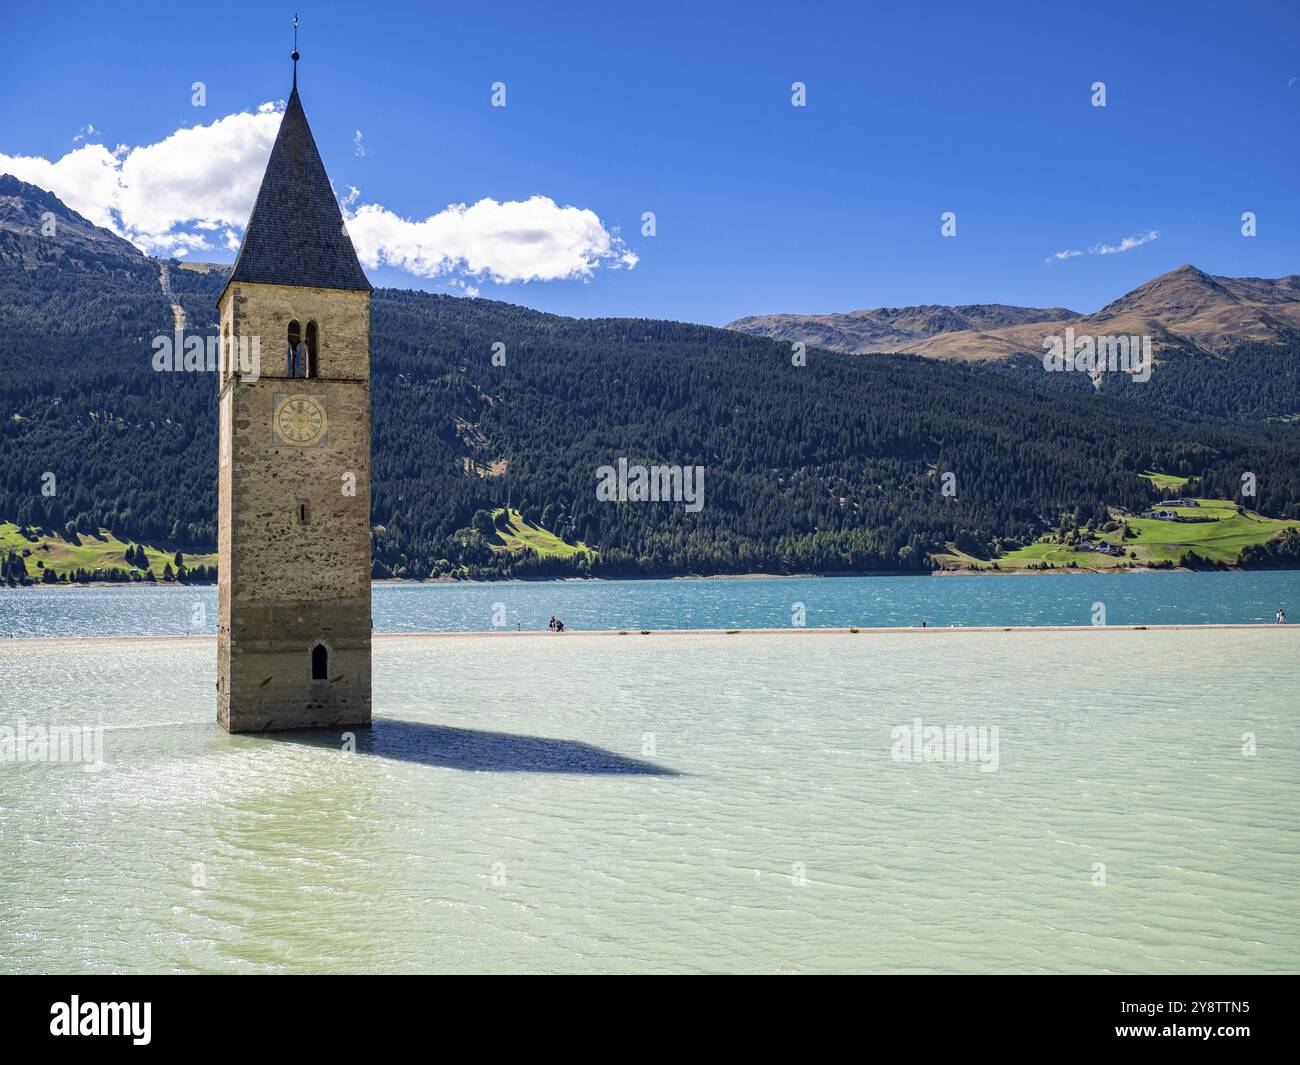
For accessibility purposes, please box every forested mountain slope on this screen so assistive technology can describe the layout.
[4,179,1300,579]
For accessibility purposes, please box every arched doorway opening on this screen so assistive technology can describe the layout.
[310,643,328,681]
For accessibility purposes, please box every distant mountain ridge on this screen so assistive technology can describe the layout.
[726,302,1078,356]
[728,265,1300,360]
[0,174,142,267]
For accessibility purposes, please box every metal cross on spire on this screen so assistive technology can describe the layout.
[291,14,300,90]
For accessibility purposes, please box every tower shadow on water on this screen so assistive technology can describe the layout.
[260,718,683,776]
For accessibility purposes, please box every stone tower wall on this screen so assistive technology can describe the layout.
[217,283,372,732]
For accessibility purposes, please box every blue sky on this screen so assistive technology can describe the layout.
[2,0,1298,324]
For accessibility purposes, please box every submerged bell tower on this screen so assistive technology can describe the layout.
[216,41,373,732]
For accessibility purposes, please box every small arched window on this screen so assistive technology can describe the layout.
[287,320,302,377]
[311,643,328,681]
[305,321,319,379]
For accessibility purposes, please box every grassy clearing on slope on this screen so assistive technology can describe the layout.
[1122,501,1297,564]
[1139,470,1192,491]
[0,522,216,579]
[936,499,1300,571]
[487,508,595,560]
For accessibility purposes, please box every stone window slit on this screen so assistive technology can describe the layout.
[306,321,318,378]
[287,320,302,377]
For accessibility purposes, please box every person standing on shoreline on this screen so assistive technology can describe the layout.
[1277,608,1286,624]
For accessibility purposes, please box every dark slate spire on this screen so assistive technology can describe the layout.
[223,85,371,297]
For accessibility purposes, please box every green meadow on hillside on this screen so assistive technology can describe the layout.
[937,490,1300,572]
[487,508,595,561]
[1139,470,1192,491]
[1,522,217,582]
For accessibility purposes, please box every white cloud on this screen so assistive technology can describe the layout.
[72,124,98,143]
[0,142,126,230]
[168,232,212,252]
[1,105,635,283]
[0,103,282,255]
[346,196,638,284]
[1045,230,1158,266]
[1089,229,1158,255]
[1045,248,1082,266]
[113,107,284,252]
[354,130,367,158]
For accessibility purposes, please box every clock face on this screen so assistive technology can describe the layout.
[273,394,327,447]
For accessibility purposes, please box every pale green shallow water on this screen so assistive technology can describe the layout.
[1,629,1297,974]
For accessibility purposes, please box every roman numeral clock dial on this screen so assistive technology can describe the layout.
[273,394,327,447]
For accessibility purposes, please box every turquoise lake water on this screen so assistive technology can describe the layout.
[2,627,1296,973]
[3,570,1300,637]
